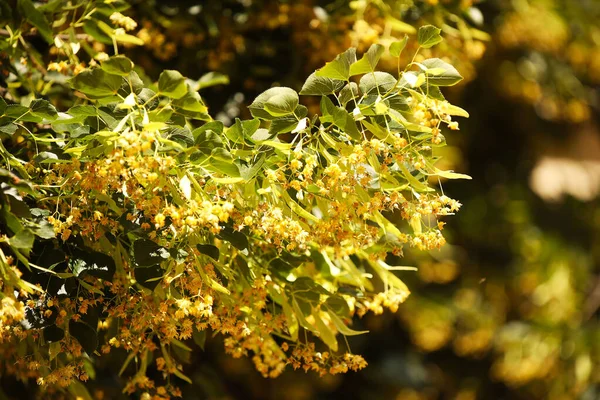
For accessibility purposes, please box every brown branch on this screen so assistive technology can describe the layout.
[0,28,91,41]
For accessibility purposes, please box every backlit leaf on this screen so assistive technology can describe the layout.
[417,25,443,48]
[315,48,357,81]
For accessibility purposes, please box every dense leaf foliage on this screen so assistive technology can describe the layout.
[0,1,471,398]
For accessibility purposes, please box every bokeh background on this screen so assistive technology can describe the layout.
[2,0,600,399]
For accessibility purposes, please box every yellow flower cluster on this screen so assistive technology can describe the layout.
[47,60,85,75]
[253,206,310,252]
[287,342,367,376]
[110,12,138,31]
[0,295,24,343]
[36,363,86,387]
[357,289,410,315]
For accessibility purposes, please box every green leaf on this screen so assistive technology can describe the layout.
[32,220,55,240]
[67,381,93,400]
[69,320,98,355]
[193,121,223,140]
[0,123,16,135]
[292,277,329,300]
[433,167,472,180]
[49,341,61,361]
[359,72,397,95]
[280,189,320,222]
[339,82,359,106]
[217,226,248,250]
[163,126,194,147]
[197,72,230,90]
[332,107,361,140]
[280,292,298,341]
[319,95,337,123]
[83,20,112,45]
[299,72,345,95]
[66,105,98,120]
[209,160,241,177]
[118,352,137,376]
[420,58,463,86]
[133,239,170,267]
[114,31,144,46]
[173,90,208,114]
[134,265,163,290]
[196,244,219,260]
[315,48,357,81]
[269,258,295,278]
[223,119,244,143]
[349,44,385,76]
[399,164,432,192]
[4,104,32,120]
[195,129,224,154]
[101,55,133,76]
[34,151,59,164]
[249,87,299,119]
[389,36,409,57]
[43,324,65,343]
[173,368,193,384]
[240,154,265,181]
[238,118,261,139]
[29,99,57,121]
[268,116,297,135]
[9,229,34,252]
[445,103,470,118]
[312,310,338,351]
[418,25,443,48]
[327,310,368,336]
[18,0,52,43]
[325,296,350,318]
[158,70,187,99]
[71,69,123,98]
[251,128,272,142]
[362,119,389,140]
[210,148,241,177]
[291,298,319,333]
[385,15,416,34]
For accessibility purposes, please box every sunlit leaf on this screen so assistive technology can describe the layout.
[389,36,409,57]
[300,72,345,95]
[350,44,385,76]
[315,48,357,81]
[158,70,188,99]
[417,25,443,48]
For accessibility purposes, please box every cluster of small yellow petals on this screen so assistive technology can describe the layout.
[0,295,25,343]
[254,206,310,251]
[408,96,462,142]
[358,289,410,316]
[47,60,85,75]
[37,363,84,387]
[110,12,138,31]
[38,127,239,243]
[286,342,367,376]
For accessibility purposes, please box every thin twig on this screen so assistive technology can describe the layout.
[0,28,90,41]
